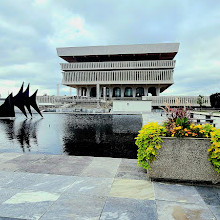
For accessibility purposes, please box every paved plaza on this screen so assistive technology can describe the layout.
[0,152,219,220]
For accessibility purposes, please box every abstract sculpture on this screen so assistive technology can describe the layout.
[0,83,43,119]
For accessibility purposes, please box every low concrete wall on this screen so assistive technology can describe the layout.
[148,137,220,184]
[112,100,152,113]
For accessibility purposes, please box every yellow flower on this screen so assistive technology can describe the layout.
[190,124,194,129]
[185,133,188,136]
[171,134,175,137]
[175,126,182,130]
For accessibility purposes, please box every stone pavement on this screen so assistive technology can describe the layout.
[0,152,219,220]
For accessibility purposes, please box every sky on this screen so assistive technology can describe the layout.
[0,0,220,98]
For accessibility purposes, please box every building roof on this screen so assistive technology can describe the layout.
[57,43,180,57]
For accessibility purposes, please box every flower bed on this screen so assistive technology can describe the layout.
[135,107,220,183]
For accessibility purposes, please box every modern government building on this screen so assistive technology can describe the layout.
[56,43,179,100]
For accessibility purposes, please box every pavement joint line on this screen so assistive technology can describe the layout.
[112,158,122,179]
[207,206,219,220]
[151,178,159,219]
[98,197,108,220]
[78,156,95,176]
[37,192,63,220]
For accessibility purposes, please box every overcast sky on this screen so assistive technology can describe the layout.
[0,0,220,98]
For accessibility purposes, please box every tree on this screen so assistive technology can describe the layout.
[197,95,204,109]
[210,93,220,108]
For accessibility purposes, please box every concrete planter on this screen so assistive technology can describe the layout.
[148,137,220,184]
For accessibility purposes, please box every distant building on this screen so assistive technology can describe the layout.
[56,43,179,100]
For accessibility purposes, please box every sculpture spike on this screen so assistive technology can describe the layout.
[13,83,27,117]
[23,84,32,117]
[0,93,15,118]
[29,89,43,117]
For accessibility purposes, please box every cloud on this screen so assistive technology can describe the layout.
[0,0,219,98]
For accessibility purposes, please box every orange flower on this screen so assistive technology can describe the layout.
[185,133,188,136]
[188,131,191,134]
[192,133,197,136]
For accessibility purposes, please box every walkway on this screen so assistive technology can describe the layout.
[0,152,219,220]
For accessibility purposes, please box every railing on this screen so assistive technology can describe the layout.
[36,95,98,104]
[142,96,211,107]
[61,60,176,71]
[37,96,72,104]
[62,69,174,85]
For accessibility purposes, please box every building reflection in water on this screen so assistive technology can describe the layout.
[0,118,43,152]
[62,114,142,159]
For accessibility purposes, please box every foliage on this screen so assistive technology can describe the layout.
[161,105,190,122]
[161,105,191,136]
[197,95,205,108]
[210,93,220,108]
[136,106,220,174]
[208,129,220,173]
[135,122,166,169]
[168,123,215,138]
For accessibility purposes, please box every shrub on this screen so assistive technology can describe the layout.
[208,130,220,173]
[135,122,166,169]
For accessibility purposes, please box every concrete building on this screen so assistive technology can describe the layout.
[56,43,179,101]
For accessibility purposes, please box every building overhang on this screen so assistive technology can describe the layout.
[57,43,180,62]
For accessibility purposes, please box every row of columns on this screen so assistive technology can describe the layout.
[76,85,160,99]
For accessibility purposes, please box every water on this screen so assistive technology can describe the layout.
[0,113,143,159]
[1,112,217,159]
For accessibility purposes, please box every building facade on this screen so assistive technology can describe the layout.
[56,43,180,100]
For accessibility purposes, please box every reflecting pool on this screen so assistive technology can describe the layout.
[0,114,144,159]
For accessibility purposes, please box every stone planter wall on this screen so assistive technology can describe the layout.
[148,137,220,184]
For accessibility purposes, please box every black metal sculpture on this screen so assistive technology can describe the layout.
[0,83,43,119]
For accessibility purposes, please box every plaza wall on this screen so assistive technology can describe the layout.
[112,100,152,113]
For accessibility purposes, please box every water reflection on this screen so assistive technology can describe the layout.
[62,114,142,158]
[0,118,43,152]
[0,119,15,141]
[0,114,142,158]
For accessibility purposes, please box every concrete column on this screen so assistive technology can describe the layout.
[132,87,136,97]
[79,87,82,96]
[87,87,91,97]
[103,87,106,101]
[109,87,113,98]
[96,84,100,100]
[121,87,124,98]
[144,87,148,96]
[76,87,79,96]
[156,87,160,96]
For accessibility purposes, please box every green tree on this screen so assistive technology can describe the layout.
[197,95,204,109]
